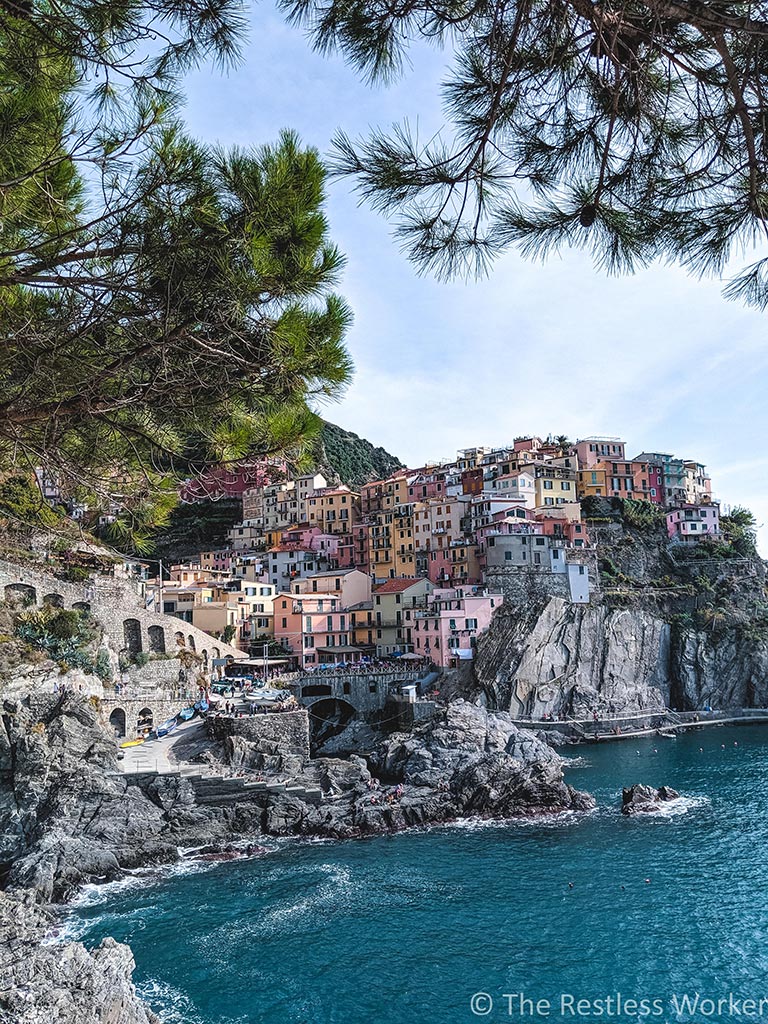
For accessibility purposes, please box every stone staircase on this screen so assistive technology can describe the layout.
[121,766,322,806]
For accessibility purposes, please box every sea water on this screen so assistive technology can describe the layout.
[72,726,768,1023]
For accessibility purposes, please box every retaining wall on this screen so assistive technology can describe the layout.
[102,696,186,739]
[206,709,310,758]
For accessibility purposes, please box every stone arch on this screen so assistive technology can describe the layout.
[343,681,351,696]
[307,697,357,750]
[187,635,196,651]
[137,706,154,731]
[123,618,143,656]
[201,649,208,664]
[175,631,185,647]
[212,646,221,659]
[42,593,64,608]
[108,707,126,738]
[4,583,37,606]
[148,625,166,654]
[73,601,91,613]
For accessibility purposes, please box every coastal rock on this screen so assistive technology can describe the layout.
[314,720,379,757]
[621,783,680,814]
[257,702,593,839]
[0,891,158,1024]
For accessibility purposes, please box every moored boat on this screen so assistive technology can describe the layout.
[120,737,145,748]
[178,707,195,721]
[156,716,178,737]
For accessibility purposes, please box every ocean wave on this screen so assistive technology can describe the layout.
[136,980,211,1024]
[638,794,710,818]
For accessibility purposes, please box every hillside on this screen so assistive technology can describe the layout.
[318,422,403,488]
[147,423,403,561]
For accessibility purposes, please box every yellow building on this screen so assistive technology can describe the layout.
[306,488,360,535]
[371,578,434,654]
[360,472,411,515]
[368,505,416,581]
[534,466,578,508]
[577,467,608,498]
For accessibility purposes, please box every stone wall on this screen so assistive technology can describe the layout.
[0,559,242,678]
[101,696,187,740]
[290,669,424,716]
[206,709,310,758]
[486,550,599,607]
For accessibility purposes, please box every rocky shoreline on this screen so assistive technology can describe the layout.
[0,691,593,1022]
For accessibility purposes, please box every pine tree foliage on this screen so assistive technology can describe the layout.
[281,0,768,296]
[0,1,354,544]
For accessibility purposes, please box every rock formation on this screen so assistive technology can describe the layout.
[474,516,768,718]
[621,784,680,814]
[0,689,593,1022]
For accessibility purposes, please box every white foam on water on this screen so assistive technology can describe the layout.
[136,980,209,1024]
[638,794,711,818]
[561,755,591,768]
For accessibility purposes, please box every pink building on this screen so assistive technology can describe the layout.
[273,570,373,668]
[573,437,626,468]
[666,504,721,544]
[181,458,285,502]
[410,585,504,668]
[273,592,360,668]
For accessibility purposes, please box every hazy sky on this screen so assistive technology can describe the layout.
[183,4,768,551]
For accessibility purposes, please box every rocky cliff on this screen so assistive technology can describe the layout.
[474,509,768,717]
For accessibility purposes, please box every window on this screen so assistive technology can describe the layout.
[281,617,287,628]
[543,480,553,490]
[505,551,513,561]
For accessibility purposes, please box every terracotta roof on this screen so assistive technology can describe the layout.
[374,577,424,594]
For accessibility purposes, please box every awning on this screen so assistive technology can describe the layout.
[316,645,364,654]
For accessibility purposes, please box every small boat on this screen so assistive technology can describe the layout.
[194,699,209,714]
[156,716,178,738]
[178,707,195,721]
[120,737,145,748]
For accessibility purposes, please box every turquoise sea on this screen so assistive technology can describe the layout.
[72,726,768,1024]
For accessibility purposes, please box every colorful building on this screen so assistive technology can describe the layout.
[666,504,721,544]
[410,585,504,668]
[370,577,434,655]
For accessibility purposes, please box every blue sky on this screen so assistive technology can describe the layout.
[183,3,768,551]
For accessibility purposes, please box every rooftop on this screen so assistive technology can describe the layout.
[374,577,425,594]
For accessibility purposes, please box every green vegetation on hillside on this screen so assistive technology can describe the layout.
[149,499,244,562]
[318,422,403,488]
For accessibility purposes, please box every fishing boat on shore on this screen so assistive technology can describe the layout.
[120,737,145,748]
[156,716,178,738]
[178,707,195,721]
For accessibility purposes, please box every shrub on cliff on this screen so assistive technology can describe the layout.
[14,606,99,674]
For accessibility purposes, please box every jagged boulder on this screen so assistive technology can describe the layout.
[621,783,680,815]
[0,890,158,1024]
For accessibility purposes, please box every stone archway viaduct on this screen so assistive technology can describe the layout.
[0,558,242,673]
